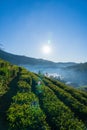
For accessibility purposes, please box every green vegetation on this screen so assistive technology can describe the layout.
[43,78,87,121]
[0,58,87,130]
[7,92,50,130]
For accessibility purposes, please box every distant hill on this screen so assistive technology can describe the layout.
[0,49,55,66]
[0,50,87,88]
[67,62,87,72]
[0,58,87,130]
[0,50,76,67]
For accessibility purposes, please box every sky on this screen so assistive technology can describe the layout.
[0,0,87,63]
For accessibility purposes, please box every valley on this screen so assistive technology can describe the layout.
[0,50,87,88]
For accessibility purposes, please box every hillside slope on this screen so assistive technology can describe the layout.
[0,50,76,67]
[1,49,87,88]
[0,58,87,130]
[67,62,87,72]
[0,50,55,66]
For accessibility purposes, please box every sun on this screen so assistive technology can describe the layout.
[42,44,51,54]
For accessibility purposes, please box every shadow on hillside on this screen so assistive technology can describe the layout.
[0,71,20,130]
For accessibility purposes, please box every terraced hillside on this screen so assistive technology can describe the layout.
[0,58,87,130]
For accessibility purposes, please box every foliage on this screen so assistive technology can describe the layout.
[7,92,50,130]
[0,58,87,130]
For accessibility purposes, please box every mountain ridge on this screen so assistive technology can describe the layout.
[0,50,87,87]
[0,50,77,66]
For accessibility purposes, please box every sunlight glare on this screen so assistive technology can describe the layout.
[42,45,51,54]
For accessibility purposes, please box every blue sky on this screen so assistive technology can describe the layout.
[0,0,87,62]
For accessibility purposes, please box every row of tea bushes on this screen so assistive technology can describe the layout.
[31,75,86,130]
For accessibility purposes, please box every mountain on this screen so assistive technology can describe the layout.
[67,62,87,72]
[0,58,87,130]
[64,63,87,87]
[0,50,87,88]
[0,50,76,67]
[0,49,55,66]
